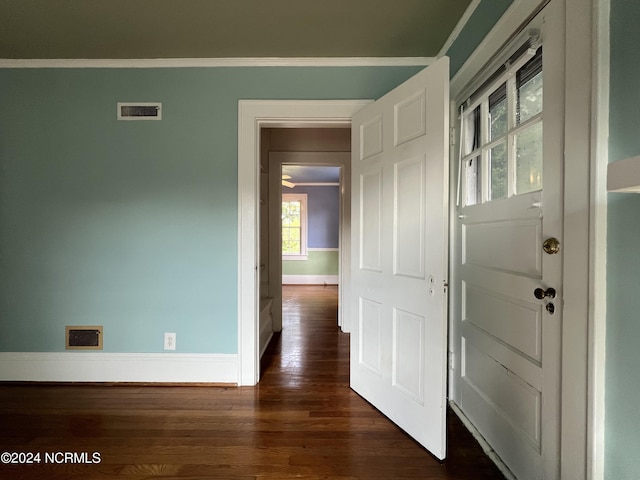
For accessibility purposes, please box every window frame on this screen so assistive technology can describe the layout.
[460,47,543,207]
[281,193,308,261]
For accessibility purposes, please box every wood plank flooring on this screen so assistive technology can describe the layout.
[0,285,505,479]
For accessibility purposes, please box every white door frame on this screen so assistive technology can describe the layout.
[237,100,371,386]
[268,150,351,332]
[449,0,607,478]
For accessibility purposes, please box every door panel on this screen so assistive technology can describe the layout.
[463,222,542,275]
[463,340,542,448]
[360,115,384,160]
[463,282,542,361]
[394,155,425,278]
[460,369,543,474]
[395,90,427,145]
[463,219,542,276]
[350,57,449,460]
[393,308,425,402]
[359,297,382,375]
[360,170,383,272]
[461,320,542,391]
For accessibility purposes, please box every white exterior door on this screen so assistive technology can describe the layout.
[451,26,562,480]
[350,57,449,459]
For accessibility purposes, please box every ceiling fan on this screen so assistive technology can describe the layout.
[282,174,295,188]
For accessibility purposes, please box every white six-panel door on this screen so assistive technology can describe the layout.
[350,57,449,459]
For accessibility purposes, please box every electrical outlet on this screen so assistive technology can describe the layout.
[164,332,176,351]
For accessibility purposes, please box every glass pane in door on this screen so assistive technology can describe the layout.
[515,122,542,194]
[490,142,507,200]
[465,156,481,206]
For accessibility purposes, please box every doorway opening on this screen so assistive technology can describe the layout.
[237,99,368,387]
[280,164,341,285]
[258,127,351,373]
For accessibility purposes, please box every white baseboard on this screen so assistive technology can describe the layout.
[282,275,339,285]
[0,352,238,384]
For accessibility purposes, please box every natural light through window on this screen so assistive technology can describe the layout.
[282,193,308,260]
[460,47,543,206]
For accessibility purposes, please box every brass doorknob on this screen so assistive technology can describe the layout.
[543,237,560,255]
[534,287,556,299]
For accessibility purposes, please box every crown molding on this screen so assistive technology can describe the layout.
[438,0,481,57]
[0,57,435,69]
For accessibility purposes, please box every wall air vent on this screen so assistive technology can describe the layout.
[66,326,103,350]
[117,102,162,120]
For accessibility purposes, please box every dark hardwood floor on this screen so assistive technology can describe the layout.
[0,285,505,479]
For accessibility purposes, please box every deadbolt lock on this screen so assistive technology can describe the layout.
[543,237,560,255]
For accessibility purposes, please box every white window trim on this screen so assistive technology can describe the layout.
[282,193,308,260]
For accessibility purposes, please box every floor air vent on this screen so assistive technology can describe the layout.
[66,326,103,350]
[117,102,162,120]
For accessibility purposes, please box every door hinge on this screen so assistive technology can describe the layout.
[449,127,456,146]
[448,351,455,370]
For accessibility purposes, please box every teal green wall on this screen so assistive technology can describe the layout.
[606,0,640,478]
[282,250,339,276]
[445,0,514,77]
[0,66,421,354]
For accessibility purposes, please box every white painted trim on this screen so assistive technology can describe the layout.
[238,100,370,386]
[282,275,339,285]
[292,182,340,187]
[540,5,565,477]
[607,156,640,192]
[269,150,352,333]
[282,255,308,261]
[269,150,350,332]
[0,57,434,69]
[0,352,238,383]
[561,0,600,478]
[268,154,284,334]
[438,0,482,58]
[449,401,517,480]
[588,1,609,479]
[450,0,545,99]
[308,248,340,252]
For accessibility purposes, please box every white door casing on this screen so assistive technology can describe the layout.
[350,57,450,459]
[238,100,371,385]
[268,150,351,332]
